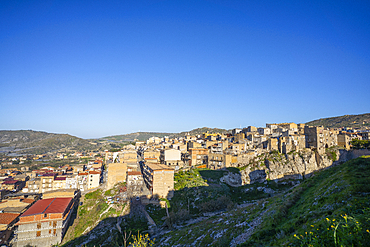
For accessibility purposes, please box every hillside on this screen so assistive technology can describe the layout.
[306,113,370,128]
[0,130,99,155]
[174,127,229,138]
[154,156,370,246]
[102,127,229,142]
[62,155,370,246]
[101,132,175,142]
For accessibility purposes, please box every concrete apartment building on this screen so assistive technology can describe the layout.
[141,163,174,199]
[40,174,55,194]
[0,197,36,245]
[107,162,127,190]
[208,154,233,170]
[87,171,100,190]
[53,177,66,191]
[143,150,161,161]
[14,197,75,247]
[189,148,208,168]
[160,148,182,167]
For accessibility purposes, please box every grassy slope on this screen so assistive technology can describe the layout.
[155,157,370,246]
[63,185,127,247]
[306,113,370,128]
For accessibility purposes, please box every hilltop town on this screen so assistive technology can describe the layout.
[0,119,369,246]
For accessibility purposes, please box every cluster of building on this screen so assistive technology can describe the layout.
[0,158,104,246]
[10,159,103,194]
[0,188,78,247]
[0,151,102,169]
[105,123,369,201]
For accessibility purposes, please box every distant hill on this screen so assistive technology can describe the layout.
[174,127,229,137]
[0,130,99,155]
[101,132,175,142]
[306,113,370,128]
[101,127,229,142]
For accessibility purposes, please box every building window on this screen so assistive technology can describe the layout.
[53,229,57,236]
[37,223,41,229]
[36,231,41,237]
[49,229,52,234]
[53,221,57,228]
[44,214,47,218]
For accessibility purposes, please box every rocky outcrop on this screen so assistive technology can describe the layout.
[220,172,243,187]
[239,149,341,184]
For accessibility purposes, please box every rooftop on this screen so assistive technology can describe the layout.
[21,197,72,217]
[145,163,174,171]
[0,213,19,225]
[127,171,142,176]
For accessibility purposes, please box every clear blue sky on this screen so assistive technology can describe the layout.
[1,0,369,139]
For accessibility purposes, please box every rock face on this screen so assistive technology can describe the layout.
[239,149,341,184]
[220,172,243,187]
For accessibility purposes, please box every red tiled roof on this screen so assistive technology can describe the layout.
[89,171,100,175]
[2,180,18,185]
[21,198,35,204]
[42,173,56,177]
[21,198,72,217]
[127,171,142,176]
[54,177,66,181]
[78,172,88,176]
[0,213,19,225]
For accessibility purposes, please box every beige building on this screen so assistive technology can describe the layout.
[234,132,245,143]
[53,177,66,191]
[14,197,75,247]
[160,148,183,168]
[257,128,271,136]
[141,163,174,199]
[189,148,208,168]
[305,126,338,154]
[187,141,203,150]
[171,143,187,152]
[267,138,279,151]
[278,134,306,154]
[338,132,360,149]
[243,126,257,133]
[87,171,100,190]
[144,150,161,160]
[40,174,55,193]
[208,154,233,170]
[107,162,127,190]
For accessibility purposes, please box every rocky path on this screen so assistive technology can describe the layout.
[229,203,270,246]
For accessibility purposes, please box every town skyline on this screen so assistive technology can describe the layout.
[1,111,369,140]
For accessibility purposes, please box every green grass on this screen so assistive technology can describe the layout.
[242,156,370,246]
